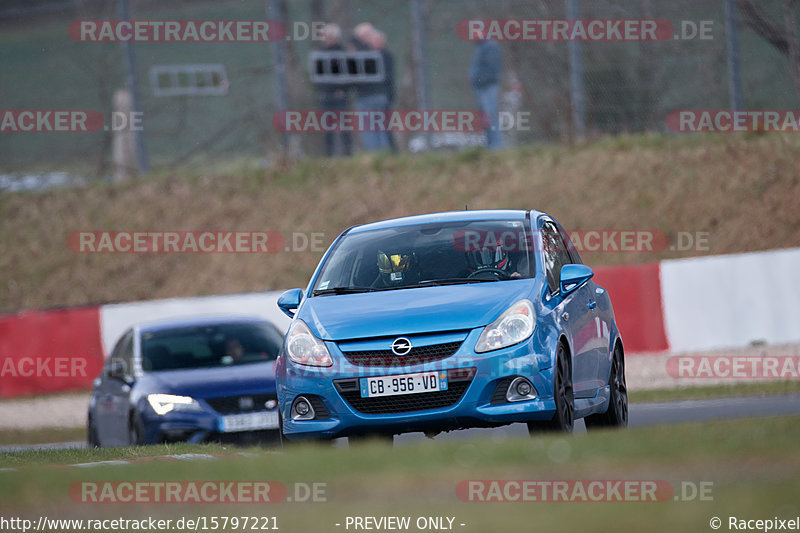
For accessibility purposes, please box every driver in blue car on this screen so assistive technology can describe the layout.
[467,240,524,279]
[373,249,422,287]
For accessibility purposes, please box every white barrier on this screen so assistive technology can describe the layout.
[660,247,800,353]
[99,292,292,355]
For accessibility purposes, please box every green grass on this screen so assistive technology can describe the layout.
[0,416,799,532]
[0,442,229,469]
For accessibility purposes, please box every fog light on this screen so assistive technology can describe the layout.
[295,401,309,415]
[291,396,315,421]
[506,377,538,402]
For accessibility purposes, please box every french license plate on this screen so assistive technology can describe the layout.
[360,371,448,398]
[219,411,279,433]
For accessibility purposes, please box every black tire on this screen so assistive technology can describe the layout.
[128,411,145,446]
[87,417,100,448]
[585,344,628,429]
[528,341,574,435]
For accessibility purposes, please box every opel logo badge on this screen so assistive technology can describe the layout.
[391,337,412,356]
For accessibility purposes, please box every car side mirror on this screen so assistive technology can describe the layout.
[278,288,304,318]
[106,359,132,382]
[559,264,594,295]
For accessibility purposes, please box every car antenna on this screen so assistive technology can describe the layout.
[465,204,469,210]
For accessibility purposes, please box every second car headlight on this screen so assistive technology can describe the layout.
[285,319,333,367]
[147,394,202,415]
[475,299,535,353]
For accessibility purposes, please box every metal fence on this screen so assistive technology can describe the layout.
[0,0,797,181]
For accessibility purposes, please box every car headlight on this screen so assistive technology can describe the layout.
[147,394,202,415]
[285,319,333,367]
[475,299,535,353]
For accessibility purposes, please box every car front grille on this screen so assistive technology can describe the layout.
[334,368,475,414]
[341,341,462,367]
[205,393,277,414]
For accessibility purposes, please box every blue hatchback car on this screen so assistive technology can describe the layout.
[88,316,285,447]
[276,210,627,443]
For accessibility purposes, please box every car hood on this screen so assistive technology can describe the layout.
[142,361,276,399]
[298,281,532,341]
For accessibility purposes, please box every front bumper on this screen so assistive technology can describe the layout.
[277,329,557,440]
[138,404,280,445]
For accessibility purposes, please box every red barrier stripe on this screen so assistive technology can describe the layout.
[0,307,104,397]
[593,263,668,352]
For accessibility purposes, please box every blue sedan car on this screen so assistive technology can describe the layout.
[275,210,627,443]
[87,316,285,447]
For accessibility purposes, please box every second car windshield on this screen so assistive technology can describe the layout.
[140,322,283,372]
[312,219,535,294]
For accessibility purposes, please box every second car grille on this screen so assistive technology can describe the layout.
[341,341,462,367]
[205,394,277,414]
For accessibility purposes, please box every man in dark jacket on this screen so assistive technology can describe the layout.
[469,29,504,150]
[351,23,395,152]
[318,24,352,156]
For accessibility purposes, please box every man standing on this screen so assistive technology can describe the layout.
[469,29,504,150]
[368,29,397,153]
[317,24,352,156]
[351,23,393,152]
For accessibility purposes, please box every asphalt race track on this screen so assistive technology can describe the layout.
[3,393,799,453]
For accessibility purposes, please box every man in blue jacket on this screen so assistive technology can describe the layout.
[469,29,504,150]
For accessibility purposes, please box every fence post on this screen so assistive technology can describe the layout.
[118,0,148,175]
[268,0,289,155]
[725,0,744,111]
[566,0,587,140]
[411,0,431,148]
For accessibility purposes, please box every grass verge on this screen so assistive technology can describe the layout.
[0,416,798,532]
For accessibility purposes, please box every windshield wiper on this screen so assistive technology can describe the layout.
[414,278,500,287]
[312,286,378,296]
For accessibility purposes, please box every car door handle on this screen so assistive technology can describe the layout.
[587,300,597,310]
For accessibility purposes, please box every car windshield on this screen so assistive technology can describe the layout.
[312,219,535,295]
[140,322,283,372]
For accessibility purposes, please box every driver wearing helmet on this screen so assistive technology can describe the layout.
[374,249,421,287]
[467,240,523,279]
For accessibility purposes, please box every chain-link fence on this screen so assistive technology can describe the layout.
[0,0,797,181]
